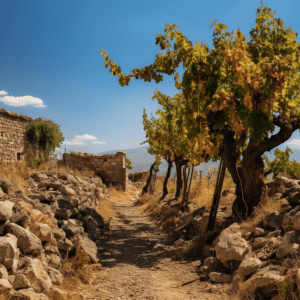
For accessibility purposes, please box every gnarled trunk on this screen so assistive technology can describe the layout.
[174,155,189,198]
[142,162,156,196]
[160,159,173,201]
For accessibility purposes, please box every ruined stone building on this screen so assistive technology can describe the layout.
[0,108,36,163]
[0,108,128,191]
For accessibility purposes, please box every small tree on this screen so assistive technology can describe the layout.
[24,117,64,168]
[263,147,300,179]
[125,157,133,169]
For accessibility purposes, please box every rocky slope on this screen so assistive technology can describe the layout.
[0,170,111,299]
[148,173,300,299]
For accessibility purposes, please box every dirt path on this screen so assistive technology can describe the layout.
[78,193,231,300]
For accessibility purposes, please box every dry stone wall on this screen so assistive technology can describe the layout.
[61,152,128,191]
[0,108,37,163]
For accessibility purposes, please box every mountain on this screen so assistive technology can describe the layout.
[97,146,220,176]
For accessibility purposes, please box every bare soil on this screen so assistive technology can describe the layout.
[74,192,235,300]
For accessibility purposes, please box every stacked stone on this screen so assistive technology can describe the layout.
[0,170,109,299]
[61,151,128,191]
[0,108,35,163]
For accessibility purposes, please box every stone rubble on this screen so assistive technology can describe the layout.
[150,173,300,298]
[0,170,111,299]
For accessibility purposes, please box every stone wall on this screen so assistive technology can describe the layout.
[0,108,37,163]
[60,152,128,191]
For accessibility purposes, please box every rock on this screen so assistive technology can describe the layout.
[262,212,284,230]
[292,211,300,230]
[237,256,262,277]
[73,234,99,263]
[83,215,101,232]
[44,242,59,256]
[212,223,241,247]
[46,254,62,269]
[0,234,19,271]
[10,204,31,227]
[12,274,32,289]
[203,245,215,258]
[60,186,76,196]
[31,172,49,182]
[46,266,63,285]
[30,223,53,242]
[239,265,285,296]
[48,287,67,299]
[276,231,299,259]
[253,227,265,237]
[0,265,8,279]
[267,230,281,238]
[80,207,104,228]
[55,208,73,220]
[51,228,65,240]
[266,181,278,197]
[209,272,231,283]
[253,237,266,250]
[6,223,43,255]
[215,232,251,267]
[38,181,62,190]
[61,224,84,238]
[0,200,14,220]
[11,287,49,299]
[57,238,74,252]
[0,278,12,294]
[18,258,52,293]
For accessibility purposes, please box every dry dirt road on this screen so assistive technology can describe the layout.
[77,192,233,300]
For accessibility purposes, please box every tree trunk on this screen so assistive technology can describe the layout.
[142,162,156,196]
[160,159,173,201]
[221,131,267,218]
[181,165,194,211]
[174,157,187,198]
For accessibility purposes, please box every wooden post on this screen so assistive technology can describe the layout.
[207,158,226,231]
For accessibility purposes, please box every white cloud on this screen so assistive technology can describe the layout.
[62,134,102,146]
[0,91,46,107]
[91,141,107,144]
[73,134,97,141]
[286,139,300,149]
[62,141,87,146]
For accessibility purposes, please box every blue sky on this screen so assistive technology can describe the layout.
[1,0,300,162]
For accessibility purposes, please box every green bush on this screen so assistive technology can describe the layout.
[25,117,64,162]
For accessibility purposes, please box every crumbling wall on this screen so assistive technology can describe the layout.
[0,108,37,163]
[61,152,128,191]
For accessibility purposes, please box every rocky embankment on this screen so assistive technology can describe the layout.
[149,173,300,299]
[0,171,111,299]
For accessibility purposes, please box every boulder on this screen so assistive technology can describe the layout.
[12,274,32,289]
[292,211,300,230]
[59,186,76,196]
[6,223,42,255]
[209,272,231,283]
[212,223,241,247]
[253,227,265,237]
[80,207,104,228]
[46,266,63,285]
[237,256,262,277]
[262,212,284,230]
[55,208,73,220]
[51,228,65,240]
[0,234,19,271]
[239,265,285,296]
[0,201,14,221]
[30,223,53,242]
[253,237,266,250]
[73,234,99,263]
[11,204,31,227]
[31,172,49,182]
[0,278,12,294]
[276,231,299,259]
[46,254,62,269]
[215,232,251,267]
[18,258,52,293]
[0,265,8,280]
[57,238,74,252]
[61,224,84,238]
